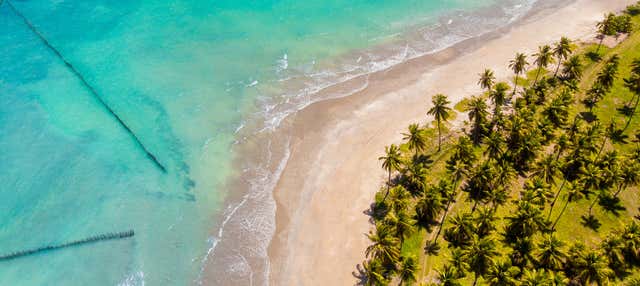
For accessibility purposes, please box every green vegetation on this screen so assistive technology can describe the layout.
[359,4,640,286]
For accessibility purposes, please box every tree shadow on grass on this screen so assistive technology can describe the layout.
[586,51,603,62]
[579,111,597,123]
[599,194,626,216]
[581,214,602,231]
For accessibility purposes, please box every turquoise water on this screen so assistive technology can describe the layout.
[0,0,538,285]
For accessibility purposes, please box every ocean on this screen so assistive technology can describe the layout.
[0,0,547,285]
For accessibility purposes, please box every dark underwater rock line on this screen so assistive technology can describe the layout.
[0,230,135,261]
[4,0,166,173]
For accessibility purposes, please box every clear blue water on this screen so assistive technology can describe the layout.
[0,0,538,285]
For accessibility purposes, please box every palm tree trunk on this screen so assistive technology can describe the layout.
[623,94,640,132]
[595,137,607,162]
[433,203,451,244]
[434,181,459,243]
[614,184,625,198]
[554,60,562,77]
[437,119,442,152]
[383,171,391,202]
[588,195,599,215]
[596,36,604,54]
[472,274,479,286]
[552,197,571,230]
[471,201,479,214]
[513,75,519,96]
[547,178,567,220]
[533,67,542,86]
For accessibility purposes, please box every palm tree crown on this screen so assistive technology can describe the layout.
[428,94,453,151]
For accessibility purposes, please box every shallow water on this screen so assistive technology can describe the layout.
[0,0,541,285]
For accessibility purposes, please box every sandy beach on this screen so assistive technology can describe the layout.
[266,0,636,285]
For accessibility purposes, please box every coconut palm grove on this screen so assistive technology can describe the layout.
[362,3,640,285]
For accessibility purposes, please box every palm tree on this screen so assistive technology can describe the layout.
[444,212,474,248]
[532,154,560,186]
[384,209,415,246]
[600,234,625,270]
[562,55,584,80]
[398,255,418,286]
[366,224,400,264]
[403,162,428,197]
[504,201,548,242]
[479,69,496,92]
[474,207,497,237]
[465,236,499,286]
[485,259,519,286]
[576,250,614,286]
[614,161,640,198]
[619,222,640,264]
[553,37,574,77]
[379,144,402,201]
[403,124,427,156]
[509,237,536,269]
[466,96,489,145]
[414,188,443,231]
[535,234,567,270]
[490,82,511,118]
[521,269,553,286]
[485,132,505,163]
[533,45,555,85]
[428,94,453,152]
[437,264,463,286]
[509,53,529,96]
[363,259,389,286]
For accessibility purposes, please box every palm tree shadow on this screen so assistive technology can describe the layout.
[352,263,367,286]
[364,202,388,224]
[579,111,597,123]
[617,104,634,117]
[599,195,626,216]
[580,214,602,231]
[413,153,434,166]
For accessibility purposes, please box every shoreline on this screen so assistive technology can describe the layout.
[266,0,636,285]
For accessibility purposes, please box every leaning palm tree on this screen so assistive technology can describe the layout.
[509,53,529,96]
[533,45,555,85]
[553,37,574,77]
[397,255,419,286]
[427,94,453,152]
[402,123,427,156]
[479,69,496,92]
[379,144,402,201]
